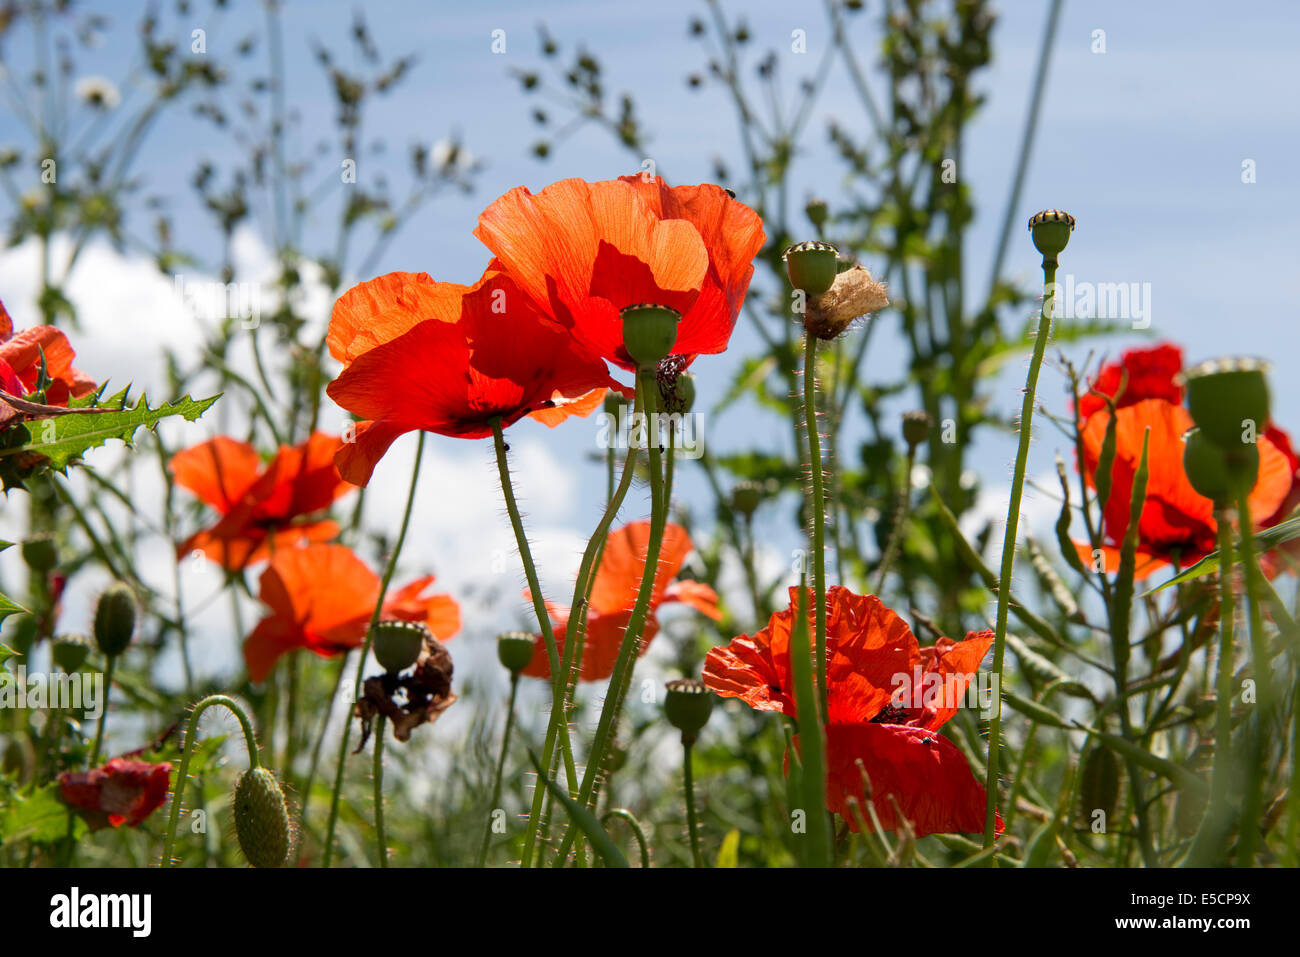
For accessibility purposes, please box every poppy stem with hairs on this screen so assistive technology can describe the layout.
[683,739,703,867]
[803,332,830,722]
[789,580,832,867]
[322,430,425,868]
[1232,483,1270,866]
[984,226,1065,850]
[478,673,519,868]
[88,655,114,768]
[553,370,669,865]
[522,395,643,867]
[490,416,580,799]
[373,714,388,867]
[162,694,260,867]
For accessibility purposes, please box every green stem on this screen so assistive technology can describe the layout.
[683,738,703,867]
[478,674,519,868]
[875,446,916,593]
[373,715,388,868]
[88,655,114,767]
[1233,484,1269,866]
[161,694,260,867]
[983,255,1058,849]
[803,332,829,721]
[322,430,424,867]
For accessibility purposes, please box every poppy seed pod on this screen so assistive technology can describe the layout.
[902,410,933,450]
[93,583,136,658]
[664,678,715,744]
[372,620,429,674]
[1027,209,1075,262]
[497,631,537,675]
[731,480,763,518]
[805,197,829,230]
[21,535,57,574]
[52,634,91,673]
[1183,427,1256,506]
[620,303,682,369]
[233,767,292,868]
[1182,357,1271,452]
[783,240,839,297]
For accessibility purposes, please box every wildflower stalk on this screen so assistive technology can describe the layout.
[161,694,260,867]
[683,738,703,867]
[88,655,114,767]
[789,583,832,867]
[478,672,519,868]
[491,417,580,798]
[875,443,917,593]
[372,714,388,867]
[521,391,642,867]
[984,217,1069,849]
[322,430,424,867]
[553,370,669,863]
[803,332,830,720]
[1232,483,1269,866]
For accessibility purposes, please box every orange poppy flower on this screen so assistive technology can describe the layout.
[521,520,720,682]
[1078,398,1293,579]
[59,757,172,830]
[325,266,622,486]
[243,543,460,682]
[0,298,95,403]
[170,432,354,570]
[474,176,765,372]
[1076,342,1185,420]
[703,586,999,837]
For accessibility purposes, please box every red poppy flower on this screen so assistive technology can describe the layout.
[473,175,765,372]
[704,585,999,837]
[1077,398,1293,579]
[521,520,720,682]
[243,543,460,682]
[0,297,95,403]
[326,266,622,485]
[59,757,172,830]
[1077,342,1184,419]
[170,432,354,570]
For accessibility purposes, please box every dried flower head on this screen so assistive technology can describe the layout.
[803,264,888,340]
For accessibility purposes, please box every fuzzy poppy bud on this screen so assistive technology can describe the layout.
[371,620,428,674]
[233,767,292,868]
[731,480,763,518]
[664,678,715,744]
[783,240,838,297]
[1181,357,1271,453]
[52,633,91,673]
[1027,208,1075,263]
[1078,746,1122,824]
[667,371,696,413]
[901,410,932,451]
[620,303,681,369]
[93,583,136,658]
[21,535,57,574]
[497,631,536,675]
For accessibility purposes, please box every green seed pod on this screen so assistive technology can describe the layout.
[664,678,715,744]
[371,620,428,674]
[620,303,681,369]
[1182,357,1271,452]
[233,767,292,868]
[901,410,932,450]
[93,583,136,658]
[730,480,763,518]
[51,634,91,673]
[1183,427,1257,506]
[21,535,57,574]
[782,240,838,297]
[1078,745,1122,824]
[805,197,829,230]
[497,631,537,675]
[1027,209,1075,262]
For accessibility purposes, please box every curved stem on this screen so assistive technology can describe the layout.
[803,333,829,721]
[372,715,388,868]
[478,674,519,868]
[601,808,650,868]
[89,655,115,767]
[983,256,1057,849]
[322,430,424,867]
[683,739,703,868]
[161,694,260,867]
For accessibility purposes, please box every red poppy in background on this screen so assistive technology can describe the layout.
[326,266,622,486]
[1076,342,1185,419]
[244,543,460,682]
[474,176,765,372]
[59,757,172,830]
[170,432,354,570]
[0,298,95,403]
[703,586,999,837]
[522,520,720,682]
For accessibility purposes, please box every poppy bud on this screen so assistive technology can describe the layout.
[901,410,932,451]
[1077,746,1122,824]
[783,240,838,297]
[805,198,829,230]
[21,535,57,573]
[371,620,428,674]
[668,371,696,413]
[731,480,763,518]
[663,678,715,744]
[52,633,91,673]
[2,736,34,783]
[1181,357,1271,452]
[93,583,136,658]
[497,631,536,675]
[1027,208,1075,263]
[1183,427,1256,507]
[233,767,292,868]
[620,303,681,369]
